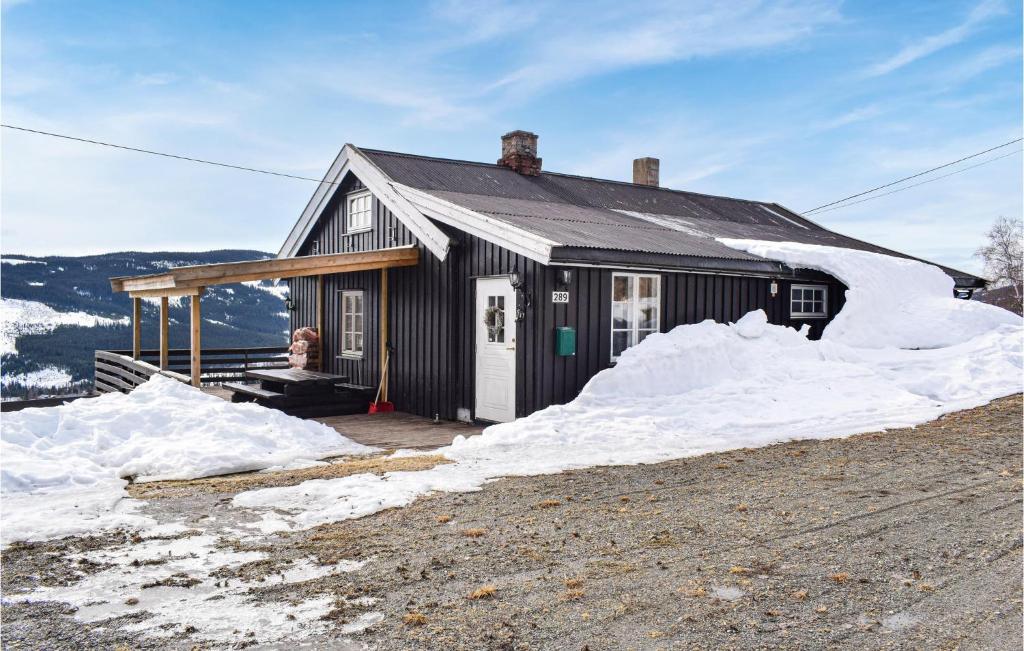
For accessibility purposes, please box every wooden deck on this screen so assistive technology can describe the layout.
[202,386,483,450]
[312,412,484,450]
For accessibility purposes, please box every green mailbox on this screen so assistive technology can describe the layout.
[555,326,576,356]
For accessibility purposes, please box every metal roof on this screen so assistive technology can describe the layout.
[362,148,983,285]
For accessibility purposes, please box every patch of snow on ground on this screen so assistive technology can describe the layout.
[7,525,370,646]
[1,258,45,266]
[242,279,289,300]
[0,366,73,388]
[0,297,130,355]
[1,376,373,543]
[233,242,1022,533]
[140,295,185,308]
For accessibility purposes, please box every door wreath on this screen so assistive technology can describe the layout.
[483,304,504,340]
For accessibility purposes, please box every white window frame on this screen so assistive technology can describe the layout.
[790,284,828,319]
[346,190,373,233]
[341,290,364,358]
[610,273,661,361]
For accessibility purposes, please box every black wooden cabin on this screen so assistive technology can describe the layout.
[281,131,984,423]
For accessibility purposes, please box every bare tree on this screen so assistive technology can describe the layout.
[975,215,1023,310]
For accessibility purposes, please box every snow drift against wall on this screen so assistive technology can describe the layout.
[234,242,1022,533]
[1,376,372,543]
[719,239,1020,349]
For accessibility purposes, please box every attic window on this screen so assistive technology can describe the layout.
[347,190,372,232]
[790,284,827,319]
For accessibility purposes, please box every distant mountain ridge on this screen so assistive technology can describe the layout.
[1,250,290,399]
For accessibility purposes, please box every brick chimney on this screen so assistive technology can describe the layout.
[498,130,541,176]
[633,157,660,187]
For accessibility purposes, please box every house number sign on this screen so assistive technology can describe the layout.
[551,291,570,303]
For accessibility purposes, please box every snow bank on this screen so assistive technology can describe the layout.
[719,239,1019,349]
[1,376,372,542]
[235,243,1022,533]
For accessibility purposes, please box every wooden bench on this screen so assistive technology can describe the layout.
[223,382,284,402]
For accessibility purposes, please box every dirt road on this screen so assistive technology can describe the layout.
[2,395,1021,650]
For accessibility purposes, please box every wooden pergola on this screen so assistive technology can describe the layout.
[110,246,419,387]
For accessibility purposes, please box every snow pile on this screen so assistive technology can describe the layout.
[0,297,131,355]
[234,242,1022,533]
[720,239,1020,349]
[1,375,372,542]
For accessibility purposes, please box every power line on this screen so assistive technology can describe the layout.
[806,148,1022,216]
[1,123,337,186]
[803,137,1023,214]
[5,123,1020,217]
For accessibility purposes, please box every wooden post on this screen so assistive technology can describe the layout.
[131,297,142,360]
[316,275,324,370]
[159,296,170,370]
[190,290,203,387]
[380,267,389,402]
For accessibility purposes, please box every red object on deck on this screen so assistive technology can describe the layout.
[368,400,395,413]
[368,349,394,413]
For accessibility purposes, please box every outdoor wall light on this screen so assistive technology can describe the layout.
[284,297,297,311]
[509,268,525,291]
[556,268,573,289]
[769,281,779,298]
[509,267,531,322]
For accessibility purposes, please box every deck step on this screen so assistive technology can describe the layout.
[224,382,284,401]
[336,383,375,394]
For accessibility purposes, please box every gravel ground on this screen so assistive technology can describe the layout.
[2,395,1021,650]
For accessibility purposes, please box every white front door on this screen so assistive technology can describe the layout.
[475,277,516,422]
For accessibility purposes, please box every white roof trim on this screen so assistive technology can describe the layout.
[278,144,451,261]
[393,183,557,265]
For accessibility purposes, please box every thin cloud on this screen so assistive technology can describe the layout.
[485,1,841,98]
[862,0,1007,77]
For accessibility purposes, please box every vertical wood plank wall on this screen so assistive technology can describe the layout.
[287,170,847,421]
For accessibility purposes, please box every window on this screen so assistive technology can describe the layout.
[611,273,660,359]
[483,295,505,343]
[347,191,372,232]
[341,290,364,357]
[790,284,827,318]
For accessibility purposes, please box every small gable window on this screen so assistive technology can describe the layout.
[341,290,364,357]
[790,284,827,318]
[347,190,372,232]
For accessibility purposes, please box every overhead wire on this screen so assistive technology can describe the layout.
[1,123,338,186]
[802,137,1023,214]
[804,148,1022,216]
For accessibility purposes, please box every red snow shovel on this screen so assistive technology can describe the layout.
[368,349,394,413]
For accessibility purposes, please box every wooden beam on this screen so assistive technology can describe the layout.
[159,296,170,370]
[129,286,204,299]
[113,246,419,293]
[380,267,389,402]
[131,297,142,360]
[190,290,203,387]
[316,275,324,370]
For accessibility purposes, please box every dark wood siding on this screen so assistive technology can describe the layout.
[286,170,848,421]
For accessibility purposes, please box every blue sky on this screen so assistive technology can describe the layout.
[2,0,1020,274]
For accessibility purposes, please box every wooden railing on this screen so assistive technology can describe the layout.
[95,346,290,393]
[94,351,193,394]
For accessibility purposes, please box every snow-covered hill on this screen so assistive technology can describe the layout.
[0,251,290,399]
